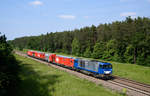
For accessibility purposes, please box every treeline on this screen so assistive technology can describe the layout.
[0,33,20,96]
[11,17,150,66]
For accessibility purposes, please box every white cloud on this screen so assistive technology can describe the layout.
[120,12,136,17]
[29,1,43,6]
[58,15,76,19]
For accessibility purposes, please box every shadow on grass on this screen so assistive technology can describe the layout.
[16,61,60,96]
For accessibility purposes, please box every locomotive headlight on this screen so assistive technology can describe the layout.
[104,71,111,74]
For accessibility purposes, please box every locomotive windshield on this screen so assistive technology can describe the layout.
[99,64,112,69]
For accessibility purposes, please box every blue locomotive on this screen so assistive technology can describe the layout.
[74,58,112,78]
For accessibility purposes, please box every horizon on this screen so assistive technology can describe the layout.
[5,16,149,41]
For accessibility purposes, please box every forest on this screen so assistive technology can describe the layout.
[11,17,150,66]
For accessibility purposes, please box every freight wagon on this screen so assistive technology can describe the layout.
[35,52,45,60]
[53,55,74,68]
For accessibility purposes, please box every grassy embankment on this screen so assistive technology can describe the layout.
[15,54,120,96]
[22,49,150,84]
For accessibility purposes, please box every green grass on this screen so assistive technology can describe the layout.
[111,61,150,84]
[20,49,150,85]
[15,54,121,96]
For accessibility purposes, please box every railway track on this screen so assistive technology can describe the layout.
[112,76,150,92]
[109,76,150,96]
[15,51,150,96]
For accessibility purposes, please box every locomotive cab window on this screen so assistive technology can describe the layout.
[102,65,112,69]
[99,65,103,68]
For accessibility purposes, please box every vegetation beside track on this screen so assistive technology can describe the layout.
[111,61,150,84]
[15,54,121,96]
[0,34,20,96]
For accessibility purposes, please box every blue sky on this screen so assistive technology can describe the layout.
[0,0,150,40]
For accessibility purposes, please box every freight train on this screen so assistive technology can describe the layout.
[27,50,112,79]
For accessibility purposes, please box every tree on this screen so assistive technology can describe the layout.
[0,33,20,96]
[83,46,92,58]
[92,42,105,59]
[124,45,134,63]
[103,39,117,61]
[71,38,80,56]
